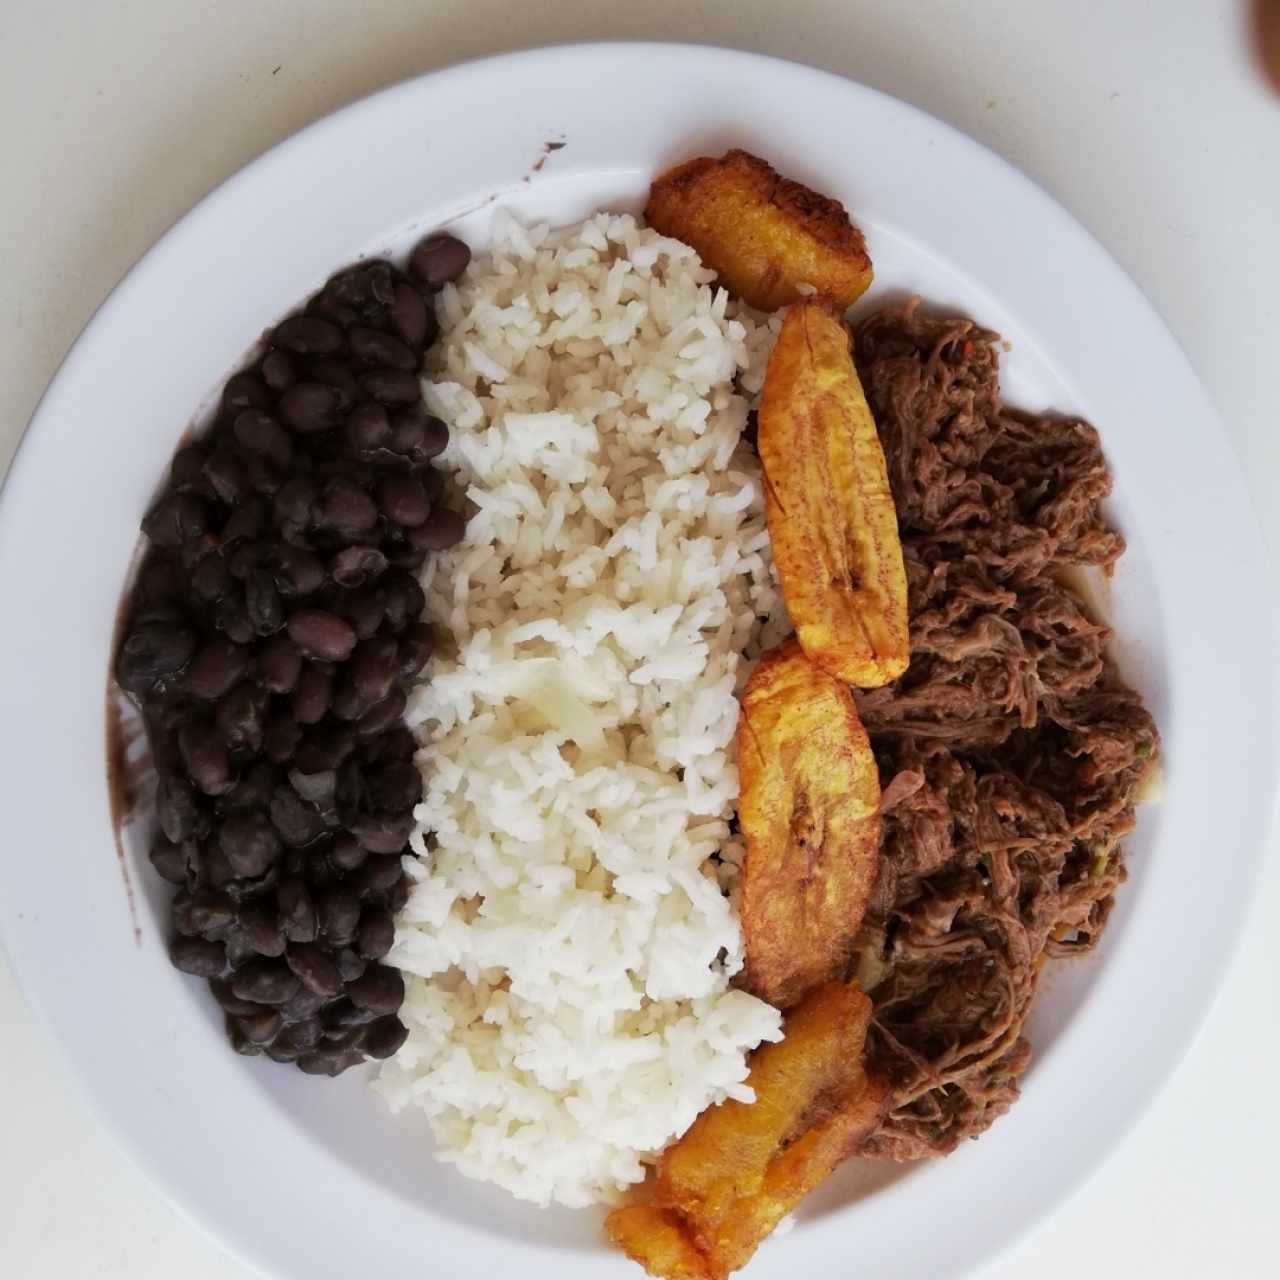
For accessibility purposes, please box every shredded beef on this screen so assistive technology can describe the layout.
[849,301,1158,1160]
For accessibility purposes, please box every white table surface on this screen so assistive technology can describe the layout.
[2,2,1277,1276]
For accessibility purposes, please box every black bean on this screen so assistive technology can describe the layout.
[279,984,327,1022]
[272,1017,323,1057]
[245,452,283,496]
[149,834,193,885]
[334,588,385,640]
[214,593,255,644]
[273,314,344,356]
[329,545,387,589]
[317,478,378,535]
[238,1008,284,1044]
[356,911,396,960]
[356,687,407,739]
[276,877,318,943]
[384,533,426,571]
[190,553,233,603]
[347,962,405,1015]
[170,936,227,977]
[273,476,316,529]
[333,758,365,826]
[237,899,286,957]
[360,368,420,405]
[323,995,376,1033]
[219,812,281,878]
[330,834,367,872]
[375,472,429,526]
[381,570,425,632]
[221,759,279,815]
[170,445,208,491]
[142,491,208,549]
[396,623,434,681]
[305,847,341,889]
[221,497,268,548]
[134,558,185,606]
[270,785,326,848]
[186,638,250,700]
[297,1046,363,1077]
[286,944,342,997]
[331,676,373,723]
[349,636,397,703]
[422,415,450,460]
[288,767,336,808]
[245,568,285,636]
[201,449,248,505]
[423,467,444,502]
[203,844,238,889]
[386,874,411,915]
[231,959,299,1006]
[306,358,361,409]
[263,709,302,763]
[155,762,199,844]
[222,371,271,417]
[416,507,466,550]
[292,724,356,773]
[410,233,471,287]
[233,410,293,469]
[368,761,422,815]
[346,401,391,452]
[356,854,406,897]
[379,727,417,764]
[261,349,296,392]
[308,288,357,327]
[327,262,395,314]
[179,721,233,795]
[215,683,267,753]
[116,622,196,693]
[259,634,302,694]
[362,1015,409,1060]
[287,609,357,661]
[349,325,417,371]
[172,890,235,937]
[211,980,266,1017]
[317,885,361,947]
[228,1025,264,1056]
[226,537,264,581]
[389,281,432,350]
[290,666,331,725]
[270,544,326,596]
[279,382,343,434]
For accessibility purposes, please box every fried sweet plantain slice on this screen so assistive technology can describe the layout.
[698,1069,887,1276]
[758,300,909,688]
[655,981,873,1231]
[644,149,873,312]
[738,639,881,1009]
[606,983,882,1279]
[606,1206,713,1280]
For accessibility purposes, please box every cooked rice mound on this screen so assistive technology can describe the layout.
[373,211,786,1208]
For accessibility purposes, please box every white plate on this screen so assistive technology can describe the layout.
[0,43,1274,1280]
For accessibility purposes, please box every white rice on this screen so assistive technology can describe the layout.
[373,210,788,1209]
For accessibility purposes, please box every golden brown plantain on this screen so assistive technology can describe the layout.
[644,149,873,312]
[606,1206,713,1280]
[605,983,884,1279]
[738,639,882,1009]
[758,300,909,688]
[697,1069,886,1276]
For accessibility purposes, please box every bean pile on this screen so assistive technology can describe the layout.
[114,235,471,1076]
